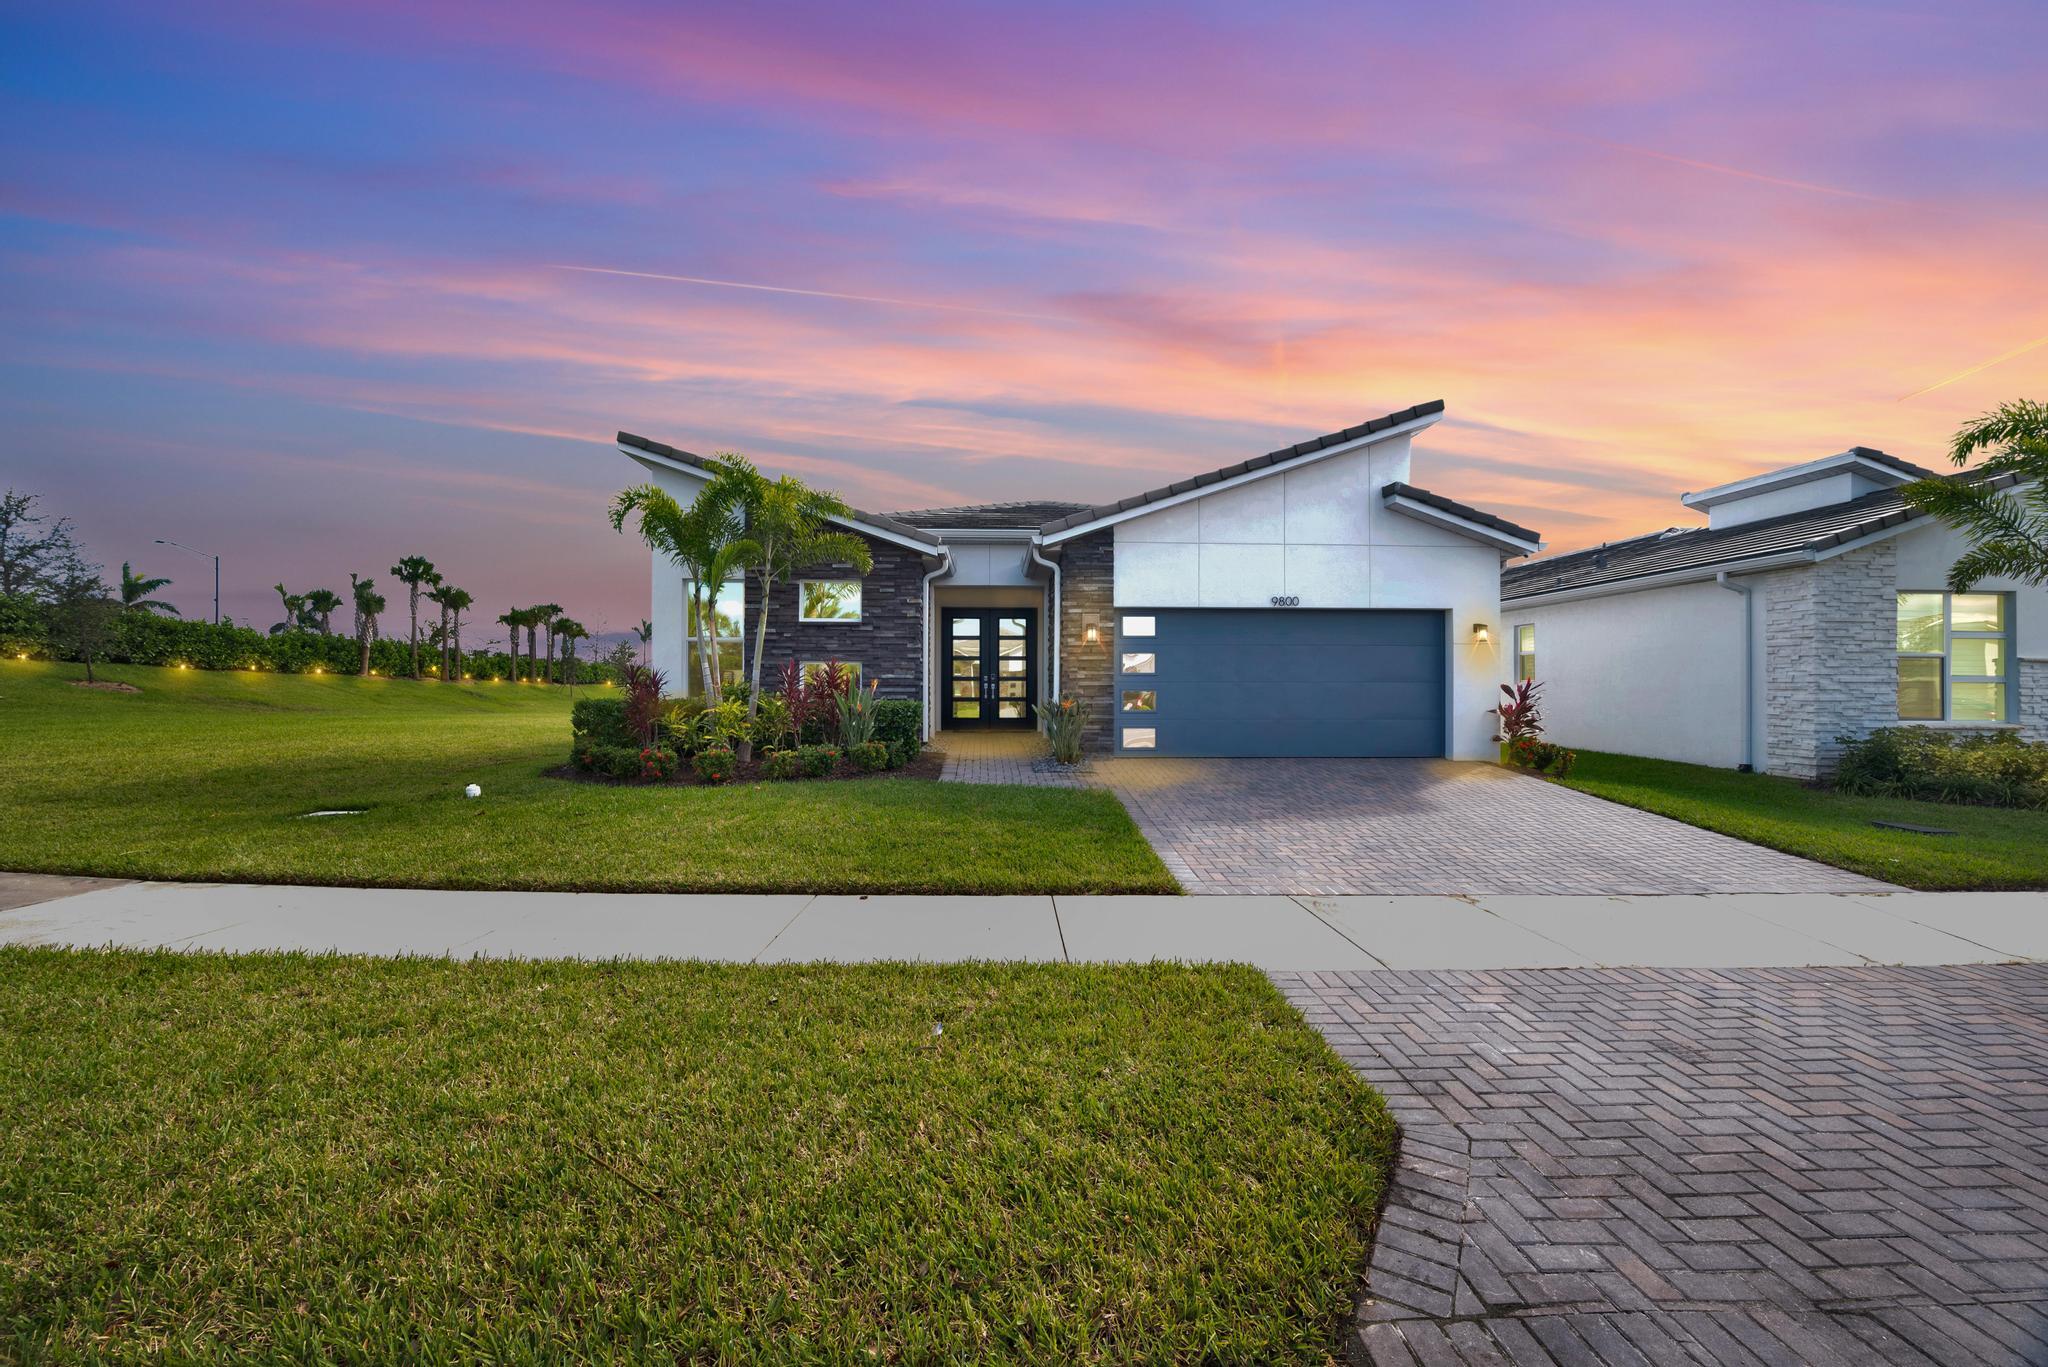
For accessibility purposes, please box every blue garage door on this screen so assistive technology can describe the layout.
[1113,609,1446,757]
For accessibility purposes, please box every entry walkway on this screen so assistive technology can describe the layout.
[2,873,2041,968]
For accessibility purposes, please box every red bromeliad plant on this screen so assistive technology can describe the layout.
[621,663,667,747]
[1493,678,1543,744]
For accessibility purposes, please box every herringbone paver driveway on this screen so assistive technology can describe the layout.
[1278,964,2048,1366]
[1096,758,1889,894]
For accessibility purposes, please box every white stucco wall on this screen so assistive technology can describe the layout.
[1109,433,1508,759]
[940,540,1035,587]
[627,455,708,691]
[1890,517,2048,659]
[1507,580,1749,768]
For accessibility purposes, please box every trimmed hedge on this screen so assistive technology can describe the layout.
[1835,726,2048,809]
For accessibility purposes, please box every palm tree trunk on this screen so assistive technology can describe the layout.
[409,586,421,678]
[544,629,554,685]
[694,581,717,699]
[526,625,538,681]
[453,612,463,678]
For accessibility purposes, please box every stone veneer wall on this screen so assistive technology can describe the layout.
[1760,540,1899,780]
[1055,530,1116,753]
[2018,660,2048,743]
[743,532,926,701]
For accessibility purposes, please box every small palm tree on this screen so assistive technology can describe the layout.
[611,464,749,699]
[118,562,178,616]
[350,574,385,675]
[553,618,590,684]
[496,608,521,681]
[1903,398,2048,589]
[389,556,441,678]
[443,587,474,677]
[637,618,653,665]
[302,588,344,635]
[532,602,562,683]
[270,582,309,636]
[426,583,463,680]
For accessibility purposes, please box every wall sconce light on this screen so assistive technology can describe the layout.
[1471,623,1491,644]
[1082,614,1102,646]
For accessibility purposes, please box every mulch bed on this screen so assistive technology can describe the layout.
[546,748,946,788]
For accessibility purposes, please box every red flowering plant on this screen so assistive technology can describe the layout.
[638,746,678,781]
[1493,679,1543,745]
[621,663,667,747]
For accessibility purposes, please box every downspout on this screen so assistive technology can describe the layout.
[1716,572,1755,772]
[1028,539,1061,708]
[919,547,953,741]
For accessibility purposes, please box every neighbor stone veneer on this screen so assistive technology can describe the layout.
[2021,659,2048,743]
[1055,530,1116,752]
[1761,541,1899,780]
[743,532,926,701]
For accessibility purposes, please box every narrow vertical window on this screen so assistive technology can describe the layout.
[1513,625,1535,682]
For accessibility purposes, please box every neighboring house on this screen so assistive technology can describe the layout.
[1501,447,2046,779]
[618,400,1543,759]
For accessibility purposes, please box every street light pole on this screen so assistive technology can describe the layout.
[154,539,220,625]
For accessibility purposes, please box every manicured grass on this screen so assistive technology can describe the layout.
[0,661,1174,893]
[1558,749,2048,889]
[0,950,1395,1363]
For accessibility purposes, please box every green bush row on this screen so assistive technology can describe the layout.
[1835,727,2048,809]
[571,694,921,760]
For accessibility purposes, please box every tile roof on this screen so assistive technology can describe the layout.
[1381,482,1542,545]
[616,431,942,549]
[884,500,1093,530]
[1501,469,2020,601]
[1036,400,1447,535]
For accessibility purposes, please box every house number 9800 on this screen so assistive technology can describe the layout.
[1269,595,1300,607]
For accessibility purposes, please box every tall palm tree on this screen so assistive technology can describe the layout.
[553,618,589,684]
[302,588,343,635]
[270,582,310,636]
[443,587,474,677]
[389,556,441,678]
[118,562,178,616]
[497,608,522,682]
[531,602,562,683]
[426,583,463,680]
[1903,398,2048,589]
[637,618,653,665]
[350,574,385,675]
[611,465,749,699]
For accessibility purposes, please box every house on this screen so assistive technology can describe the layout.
[617,400,1543,759]
[1500,447,2046,779]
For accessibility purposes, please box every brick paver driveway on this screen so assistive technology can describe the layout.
[1095,758,1888,895]
[1279,964,2048,1366]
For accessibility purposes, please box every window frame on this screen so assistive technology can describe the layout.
[798,579,863,624]
[1512,624,1535,683]
[1895,591,2012,723]
[684,578,746,698]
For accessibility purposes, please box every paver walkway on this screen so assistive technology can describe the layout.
[1278,964,2048,1366]
[1094,757,1890,895]
[933,730,1085,786]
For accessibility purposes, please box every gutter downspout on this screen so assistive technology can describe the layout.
[919,548,953,741]
[1716,572,1756,772]
[1028,539,1061,709]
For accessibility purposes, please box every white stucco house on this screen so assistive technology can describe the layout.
[1500,447,2045,778]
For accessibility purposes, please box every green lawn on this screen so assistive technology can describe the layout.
[1558,750,2048,889]
[0,950,1394,1364]
[0,661,1174,894]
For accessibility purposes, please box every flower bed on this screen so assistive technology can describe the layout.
[552,745,943,788]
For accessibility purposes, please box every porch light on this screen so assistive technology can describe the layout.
[1082,613,1102,645]
[1471,623,1491,644]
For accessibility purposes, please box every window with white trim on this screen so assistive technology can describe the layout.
[799,580,862,622]
[1513,625,1535,682]
[1896,592,2010,722]
[685,579,744,696]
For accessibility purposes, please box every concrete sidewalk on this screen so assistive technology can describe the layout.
[1,873,2041,968]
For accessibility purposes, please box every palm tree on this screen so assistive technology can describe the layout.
[533,603,563,683]
[1903,399,2048,589]
[389,556,441,678]
[302,588,344,635]
[350,574,385,675]
[270,582,309,635]
[611,465,749,699]
[721,456,874,758]
[426,583,463,680]
[637,618,653,665]
[118,562,178,616]
[443,587,474,677]
[553,618,589,684]
[497,608,522,682]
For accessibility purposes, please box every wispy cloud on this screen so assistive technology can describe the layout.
[1898,333,2048,402]
[1557,132,1911,205]
[546,265,1066,323]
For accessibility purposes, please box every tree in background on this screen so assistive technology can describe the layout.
[389,556,441,678]
[610,463,749,700]
[637,618,653,664]
[533,602,563,683]
[497,608,523,682]
[444,587,474,676]
[427,583,466,680]
[269,583,310,636]
[0,489,86,600]
[1904,399,2048,589]
[118,562,178,616]
[49,563,118,683]
[553,618,589,683]
[350,574,385,675]
[302,588,343,635]
[604,638,637,676]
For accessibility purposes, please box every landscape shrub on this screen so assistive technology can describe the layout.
[1835,727,2048,809]
[751,694,791,750]
[1507,735,1577,777]
[837,680,881,747]
[571,697,633,748]
[700,697,751,751]
[1036,696,1088,765]
[872,698,921,758]
[762,748,804,781]
[0,593,49,658]
[1494,679,1543,743]
[850,740,889,773]
[574,742,642,780]
[638,746,679,782]
[692,745,737,784]
[797,744,839,778]
[660,696,706,753]
[885,737,914,769]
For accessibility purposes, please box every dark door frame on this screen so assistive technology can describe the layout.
[940,607,1039,730]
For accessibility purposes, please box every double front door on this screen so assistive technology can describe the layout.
[943,609,1037,728]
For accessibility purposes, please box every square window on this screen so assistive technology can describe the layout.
[1121,726,1156,749]
[998,680,1025,698]
[1121,690,1156,712]
[1897,658,1942,720]
[955,701,981,718]
[1896,593,1944,652]
[1952,594,2005,633]
[952,638,980,657]
[951,659,978,678]
[998,639,1025,657]
[1952,638,2004,678]
[1122,615,1156,638]
[998,658,1025,675]
[951,679,978,699]
[951,616,979,637]
[999,617,1026,637]
[1120,652,1155,674]
[1952,681,2007,722]
[997,701,1025,719]
[800,580,862,622]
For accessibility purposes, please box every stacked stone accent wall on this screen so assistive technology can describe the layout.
[1055,531,1116,753]
[743,533,926,701]
[2019,660,2048,743]
[1761,542,1899,780]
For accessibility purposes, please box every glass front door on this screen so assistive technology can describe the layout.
[943,609,1036,729]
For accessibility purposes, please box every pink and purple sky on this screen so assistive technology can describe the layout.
[4,1,2044,642]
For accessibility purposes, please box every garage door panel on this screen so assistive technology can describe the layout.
[1114,608,1445,757]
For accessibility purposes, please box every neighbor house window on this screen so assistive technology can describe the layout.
[802,661,862,686]
[685,579,745,696]
[1514,625,1535,681]
[799,580,862,622]
[1120,652,1155,675]
[1897,592,2010,722]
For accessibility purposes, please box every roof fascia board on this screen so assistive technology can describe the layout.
[1681,451,1915,510]
[1038,411,1442,546]
[619,441,937,555]
[1502,549,1819,607]
[916,527,1037,543]
[1382,493,1543,555]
